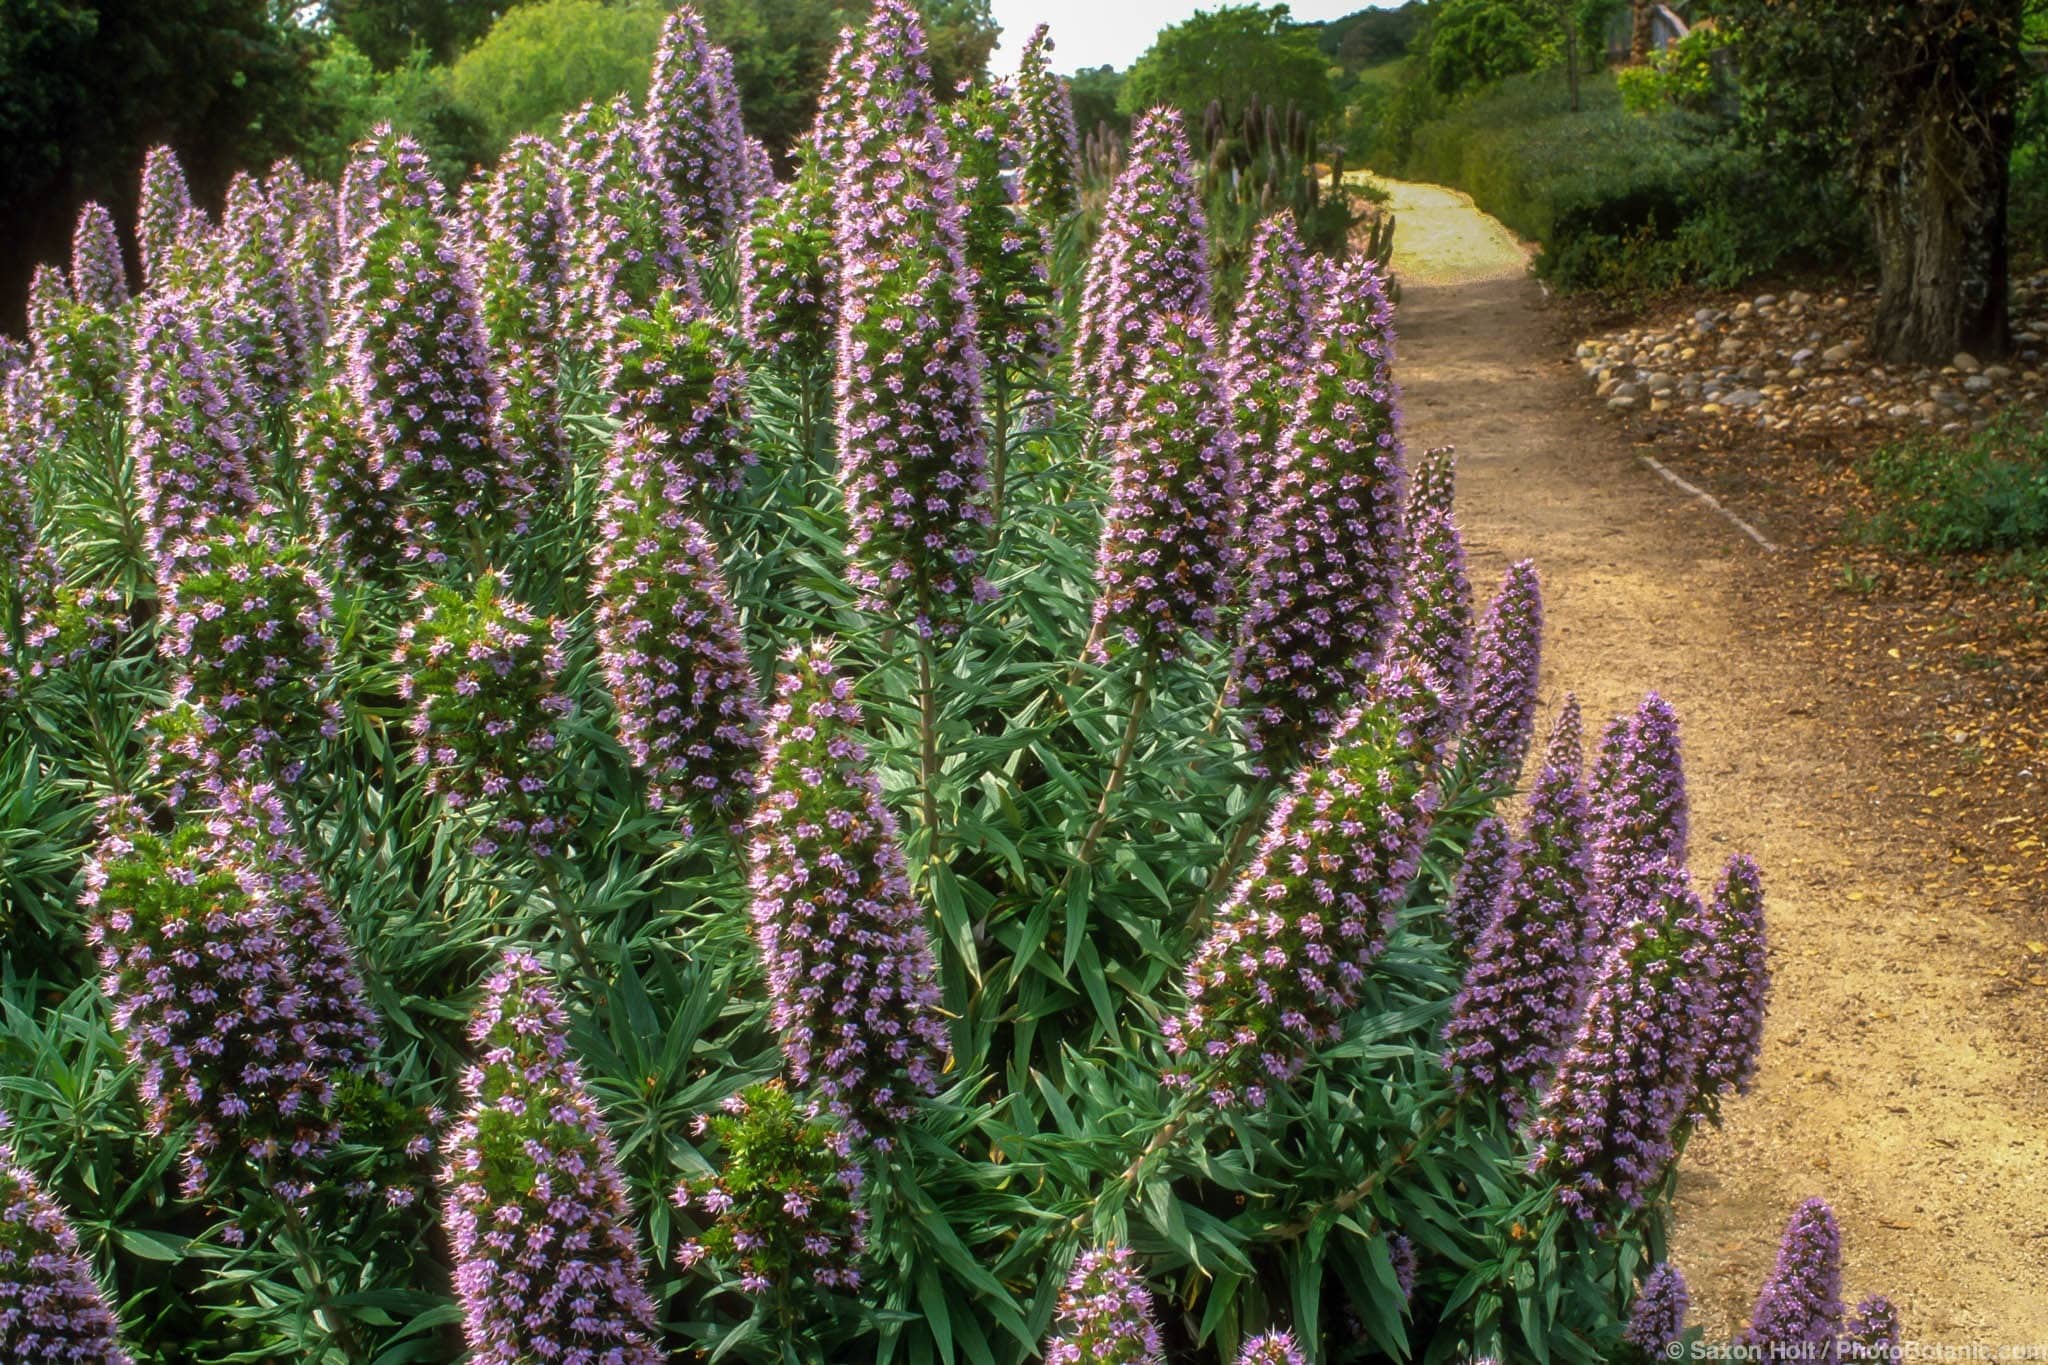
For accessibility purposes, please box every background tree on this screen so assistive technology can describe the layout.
[322,0,507,70]
[1716,0,2029,362]
[1069,65,1129,140]
[1425,0,1541,96]
[446,0,665,147]
[1120,4,1335,126]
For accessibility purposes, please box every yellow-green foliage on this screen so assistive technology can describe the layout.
[449,0,665,145]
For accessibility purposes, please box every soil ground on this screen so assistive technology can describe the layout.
[1376,176,2048,1342]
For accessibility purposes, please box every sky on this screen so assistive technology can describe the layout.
[987,0,1398,75]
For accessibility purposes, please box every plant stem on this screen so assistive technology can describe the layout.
[916,631,944,866]
[539,858,607,1005]
[1074,670,1149,867]
[1264,1103,1459,1243]
[1189,779,1278,927]
[278,1198,364,1362]
[990,363,1011,530]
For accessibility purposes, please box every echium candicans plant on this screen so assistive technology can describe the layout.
[1043,1246,1165,1365]
[1014,23,1080,223]
[70,201,129,312]
[297,386,401,582]
[1088,313,1240,664]
[1739,1198,1843,1355]
[1590,692,1689,935]
[83,813,382,1198]
[160,523,340,781]
[1530,865,1706,1223]
[1075,106,1210,427]
[218,171,308,407]
[474,134,571,494]
[1166,666,1441,1108]
[125,292,265,592]
[673,1081,869,1296]
[1388,506,1473,745]
[28,263,124,440]
[1228,255,1405,773]
[946,81,1059,390]
[1237,1332,1307,1365]
[740,163,837,365]
[1460,559,1543,789]
[565,98,698,341]
[747,644,949,1141]
[1442,812,1511,952]
[602,287,755,505]
[1225,212,1317,542]
[335,126,536,568]
[0,377,59,665]
[0,1120,132,1363]
[1622,1263,1689,1357]
[269,161,339,357]
[1840,1296,1902,1363]
[1444,700,1596,1118]
[1407,443,1456,528]
[138,144,196,294]
[645,6,745,241]
[832,90,994,629]
[441,950,662,1365]
[591,417,762,828]
[1690,854,1768,1116]
[394,572,572,859]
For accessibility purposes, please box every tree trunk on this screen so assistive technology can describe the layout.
[1630,0,1653,64]
[1868,104,2013,364]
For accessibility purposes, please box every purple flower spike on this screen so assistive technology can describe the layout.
[833,113,993,633]
[442,951,661,1365]
[1461,559,1543,790]
[219,171,309,407]
[125,293,265,593]
[1076,107,1209,429]
[161,524,340,781]
[1624,1263,1689,1355]
[947,83,1058,381]
[28,262,125,442]
[1088,312,1240,664]
[645,7,747,241]
[1691,854,1769,1112]
[1015,25,1080,223]
[740,164,836,363]
[1591,692,1690,938]
[1228,255,1405,774]
[138,145,196,294]
[1443,813,1512,952]
[269,161,338,360]
[561,98,699,345]
[1444,699,1596,1118]
[334,127,535,567]
[1406,444,1456,529]
[1226,212,1317,543]
[1530,867,1704,1223]
[1389,507,1474,744]
[1167,669,1442,1109]
[70,202,128,313]
[1740,1198,1844,1356]
[592,418,762,828]
[748,644,949,1141]
[0,1130,132,1362]
[601,289,755,506]
[394,573,572,860]
[1043,1246,1165,1365]
[297,386,401,582]
[84,811,381,1198]
[1840,1296,1902,1363]
[475,135,571,494]
[810,25,864,169]
[671,1081,869,1296]
[1237,1330,1308,1365]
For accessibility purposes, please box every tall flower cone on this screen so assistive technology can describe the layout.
[69,202,129,313]
[1443,812,1513,952]
[1444,699,1597,1118]
[740,163,837,363]
[568,96,699,338]
[1043,1246,1165,1365]
[1228,256,1405,773]
[1461,559,1543,789]
[1075,107,1209,428]
[1014,24,1081,223]
[1167,666,1441,1108]
[592,417,762,829]
[1388,506,1474,747]
[945,83,1059,386]
[1225,212,1317,542]
[474,134,571,496]
[1087,313,1240,664]
[601,287,755,509]
[441,950,661,1365]
[1738,1198,1844,1354]
[137,145,196,295]
[218,171,307,407]
[1690,853,1769,1113]
[0,1119,132,1363]
[645,6,747,241]
[1622,1263,1689,1356]
[747,644,949,1141]
[1590,691,1689,937]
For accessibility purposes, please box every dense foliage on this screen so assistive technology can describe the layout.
[0,2,1887,1361]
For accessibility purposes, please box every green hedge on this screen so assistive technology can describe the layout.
[1391,68,1865,296]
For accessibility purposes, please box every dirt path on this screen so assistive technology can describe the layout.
[1380,177,2048,1342]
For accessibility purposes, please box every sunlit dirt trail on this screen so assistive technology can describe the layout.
[1374,175,2048,1342]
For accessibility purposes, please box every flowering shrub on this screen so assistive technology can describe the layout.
[0,1129,130,1363]
[0,8,1859,1362]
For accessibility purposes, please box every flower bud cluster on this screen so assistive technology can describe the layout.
[1014,24,1080,223]
[1044,1246,1165,1365]
[1460,560,1544,790]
